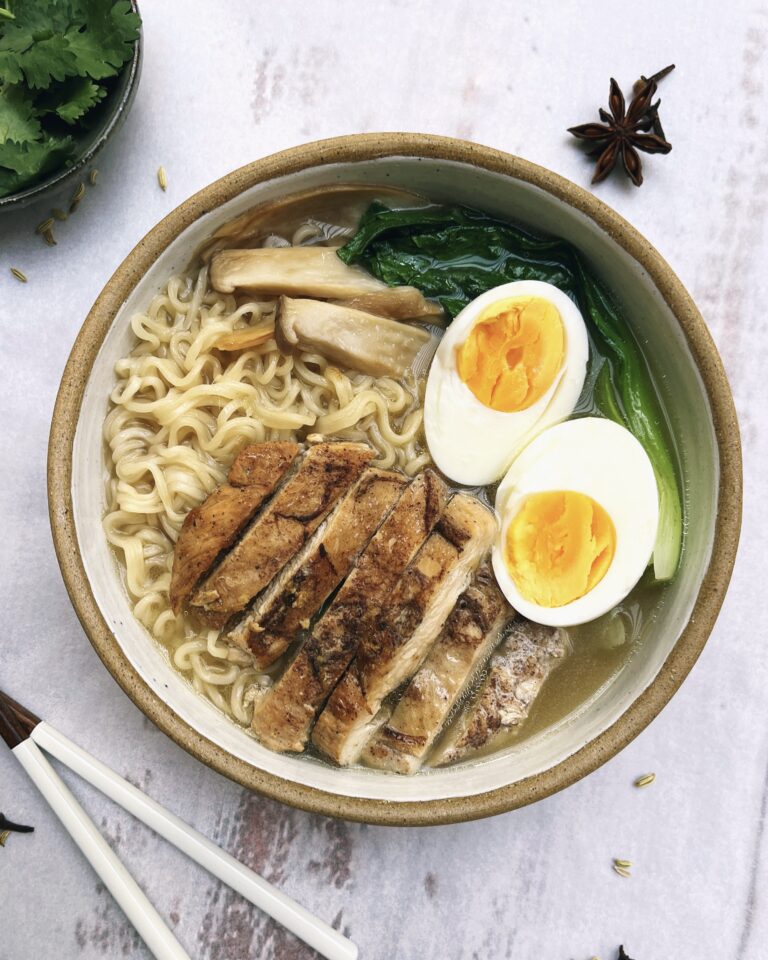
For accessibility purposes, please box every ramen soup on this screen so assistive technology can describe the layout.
[103,186,684,774]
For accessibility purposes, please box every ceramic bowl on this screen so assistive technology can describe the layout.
[48,134,742,825]
[0,2,142,213]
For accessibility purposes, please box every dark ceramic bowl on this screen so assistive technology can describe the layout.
[0,2,142,214]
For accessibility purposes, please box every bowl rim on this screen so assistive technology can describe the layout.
[47,133,743,826]
[0,3,142,211]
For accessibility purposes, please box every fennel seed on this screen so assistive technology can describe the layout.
[612,864,631,878]
[35,217,55,235]
[157,165,167,191]
[71,182,86,204]
[10,267,27,283]
[613,859,632,869]
[89,168,99,185]
[0,830,10,847]
[52,208,68,222]
[42,228,56,246]
[634,773,656,788]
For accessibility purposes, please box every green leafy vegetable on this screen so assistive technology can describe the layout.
[0,84,41,141]
[0,0,140,197]
[50,76,107,124]
[339,203,683,580]
[0,133,75,194]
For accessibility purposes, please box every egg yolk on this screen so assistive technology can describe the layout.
[456,296,565,412]
[505,491,616,607]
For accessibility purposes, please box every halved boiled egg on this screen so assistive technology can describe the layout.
[492,417,660,626]
[424,280,589,485]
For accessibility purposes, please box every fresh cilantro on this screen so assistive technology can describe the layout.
[0,85,41,141]
[51,77,107,124]
[66,1,141,79]
[0,134,75,194]
[0,0,140,198]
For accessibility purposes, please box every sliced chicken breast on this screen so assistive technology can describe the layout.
[429,620,568,767]
[227,468,408,668]
[169,441,300,614]
[311,494,498,766]
[189,442,373,626]
[362,565,511,774]
[251,470,447,753]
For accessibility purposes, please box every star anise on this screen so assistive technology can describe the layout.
[568,65,675,187]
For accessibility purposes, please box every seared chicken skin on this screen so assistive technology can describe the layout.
[169,441,300,615]
[227,468,408,668]
[362,565,510,774]
[430,620,568,766]
[312,494,497,766]
[251,470,447,753]
[189,442,373,626]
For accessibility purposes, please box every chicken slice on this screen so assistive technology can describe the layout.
[362,565,511,774]
[312,494,498,766]
[169,441,300,615]
[227,468,408,668]
[189,442,373,626]
[429,620,568,767]
[251,470,447,753]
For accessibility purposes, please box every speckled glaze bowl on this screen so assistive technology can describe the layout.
[48,134,742,826]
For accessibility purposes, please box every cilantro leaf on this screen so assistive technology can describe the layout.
[65,1,141,80]
[0,0,140,198]
[0,24,35,85]
[0,85,41,141]
[14,32,79,89]
[50,76,106,124]
[0,134,76,197]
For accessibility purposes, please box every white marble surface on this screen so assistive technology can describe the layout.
[0,2,764,958]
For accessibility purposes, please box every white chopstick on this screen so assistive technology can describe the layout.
[29,721,358,960]
[13,737,191,960]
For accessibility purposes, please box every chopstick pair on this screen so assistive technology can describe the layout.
[0,689,357,960]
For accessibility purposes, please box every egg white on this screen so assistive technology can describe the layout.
[424,280,589,486]
[492,417,660,627]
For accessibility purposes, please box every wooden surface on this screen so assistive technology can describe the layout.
[0,2,764,957]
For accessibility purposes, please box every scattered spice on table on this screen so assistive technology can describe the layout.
[10,266,27,282]
[157,165,168,191]
[634,772,656,788]
[568,65,675,186]
[69,181,86,214]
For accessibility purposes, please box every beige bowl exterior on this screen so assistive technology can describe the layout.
[48,134,742,826]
